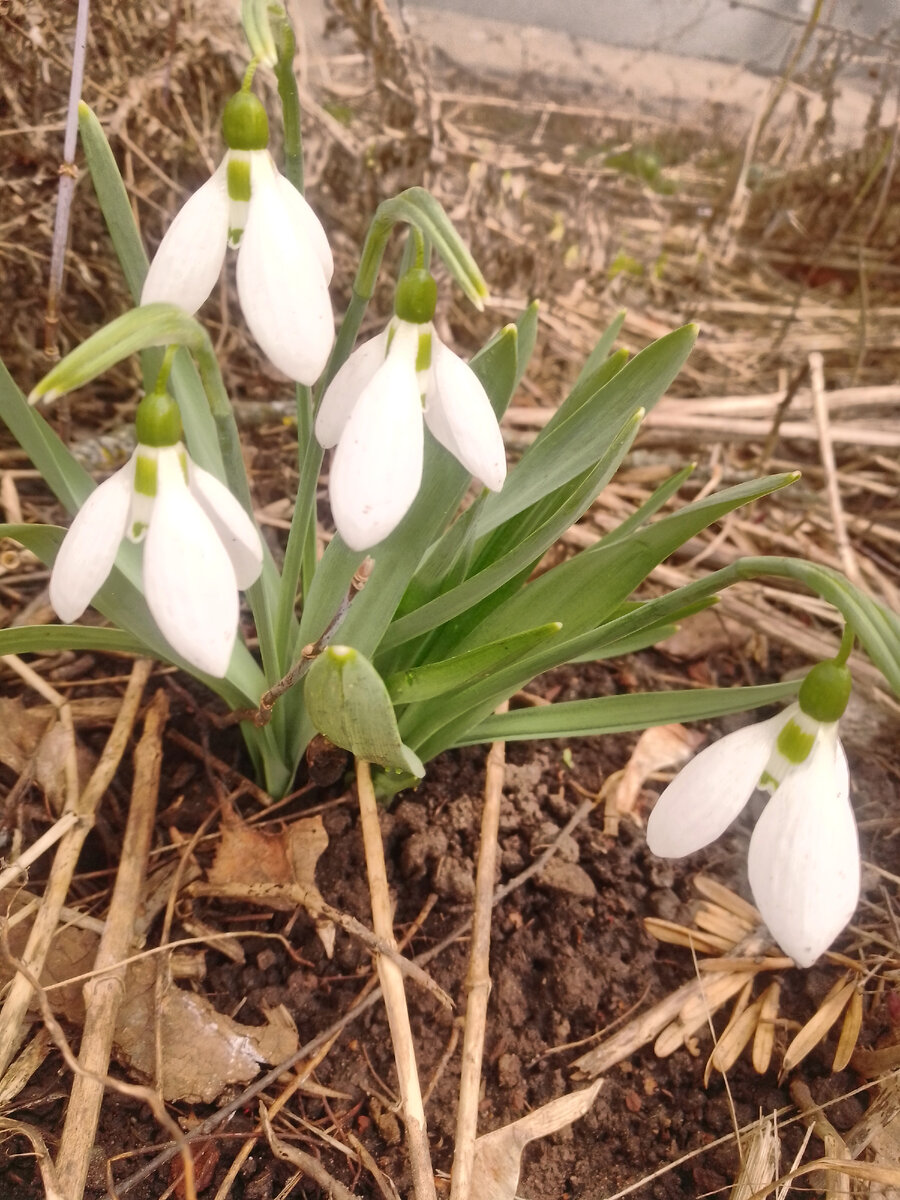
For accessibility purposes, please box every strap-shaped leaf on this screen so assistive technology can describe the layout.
[453,680,800,745]
[385,623,561,705]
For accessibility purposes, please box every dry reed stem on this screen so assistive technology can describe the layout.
[0,657,153,1077]
[54,687,169,1200]
[355,759,436,1200]
[572,935,768,1078]
[210,1037,337,1200]
[449,703,507,1200]
[809,350,863,586]
[260,1104,359,1200]
[0,812,79,893]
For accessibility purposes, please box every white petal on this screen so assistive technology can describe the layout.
[274,172,334,283]
[49,459,134,622]
[314,328,389,448]
[748,729,858,967]
[142,449,239,677]
[425,338,507,490]
[141,159,229,314]
[328,352,424,551]
[187,463,264,590]
[237,153,334,383]
[646,710,786,857]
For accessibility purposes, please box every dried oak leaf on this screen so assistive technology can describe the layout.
[207,815,334,954]
[0,698,93,813]
[115,959,298,1103]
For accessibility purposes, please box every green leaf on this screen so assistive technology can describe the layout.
[571,308,625,392]
[385,622,561,704]
[78,102,149,303]
[380,409,641,655]
[31,304,208,403]
[0,625,145,656]
[0,360,93,514]
[0,523,265,710]
[461,473,798,653]
[476,324,696,533]
[304,646,424,776]
[370,188,488,308]
[453,680,800,744]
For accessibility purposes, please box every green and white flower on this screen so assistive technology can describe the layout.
[646,662,859,968]
[141,91,333,384]
[315,268,506,551]
[49,392,263,677]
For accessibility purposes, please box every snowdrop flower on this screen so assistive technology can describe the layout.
[141,90,333,384]
[646,661,858,968]
[315,268,506,551]
[49,391,263,678]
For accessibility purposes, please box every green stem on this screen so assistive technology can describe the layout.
[834,623,855,666]
[273,17,303,192]
[193,336,285,693]
[275,383,322,672]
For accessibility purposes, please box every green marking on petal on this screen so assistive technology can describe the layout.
[130,521,147,541]
[134,452,158,498]
[775,718,816,765]
[227,157,252,204]
[228,227,244,246]
[416,330,432,374]
[758,769,779,793]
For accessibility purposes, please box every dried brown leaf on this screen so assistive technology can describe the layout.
[705,982,760,1084]
[643,917,733,955]
[729,1112,780,1200]
[752,981,781,1075]
[782,978,855,1076]
[115,959,299,1103]
[208,814,333,953]
[0,699,92,813]
[832,986,863,1072]
[694,901,756,944]
[693,876,761,927]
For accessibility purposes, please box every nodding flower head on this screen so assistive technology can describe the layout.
[314,267,507,551]
[141,90,334,385]
[49,391,264,677]
[646,661,858,968]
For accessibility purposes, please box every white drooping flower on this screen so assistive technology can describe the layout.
[646,662,859,968]
[315,268,506,551]
[49,392,263,678]
[141,90,334,385]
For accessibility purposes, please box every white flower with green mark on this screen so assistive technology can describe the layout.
[646,661,859,968]
[49,392,263,678]
[315,268,507,551]
[141,90,334,384]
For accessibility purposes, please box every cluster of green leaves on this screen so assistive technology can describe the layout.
[2,97,899,801]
